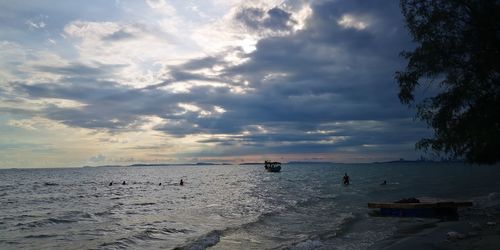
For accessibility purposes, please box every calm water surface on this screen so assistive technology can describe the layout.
[1,163,499,249]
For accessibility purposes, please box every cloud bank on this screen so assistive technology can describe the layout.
[0,0,429,167]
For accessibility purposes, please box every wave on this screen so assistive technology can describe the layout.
[24,234,58,239]
[16,217,76,229]
[269,212,357,250]
[15,211,95,229]
[98,227,196,249]
[174,205,356,250]
[94,210,115,217]
[131,228,165,241]
[132,202,156,206]
[99,237,136,249]
[328,212,357,237]
[161,228,194,234]
[174,230,222,250]
[0,185,16,192]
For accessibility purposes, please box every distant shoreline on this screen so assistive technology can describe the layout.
[1,160,471,170]
[98,159,466,168]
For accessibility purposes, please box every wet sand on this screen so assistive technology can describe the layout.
[370,198,500,250]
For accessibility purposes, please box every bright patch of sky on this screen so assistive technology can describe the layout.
[0,0,429,167]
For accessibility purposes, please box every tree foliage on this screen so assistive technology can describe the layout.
[396,0,500,164]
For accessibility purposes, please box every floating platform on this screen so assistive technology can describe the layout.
[368,198,473,220]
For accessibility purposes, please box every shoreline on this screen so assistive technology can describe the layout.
[369,195,500,249]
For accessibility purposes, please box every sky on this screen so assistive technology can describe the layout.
[0,0,431,168]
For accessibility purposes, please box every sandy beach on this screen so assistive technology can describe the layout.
[370,194,500,250]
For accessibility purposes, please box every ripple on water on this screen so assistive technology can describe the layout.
[14,210,97,230]
[99,237,136,249]
[24,234,59,239]
[98,227,192,248]
[94,210,115,217]
[16,217,76,229]
[131,202,156,206]
[175,229,222,250]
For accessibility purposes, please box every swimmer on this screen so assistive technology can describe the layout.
[343,173,350,185]
[180,179,184,186]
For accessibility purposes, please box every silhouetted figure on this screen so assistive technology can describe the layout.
[109,182,113,186]
[381,180,387,185]
[159,182,162,186]
[180,179,184,186]
[122,181,126,185]
[343,173,350,185]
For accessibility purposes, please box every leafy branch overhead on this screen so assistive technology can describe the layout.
[396,0,500,164]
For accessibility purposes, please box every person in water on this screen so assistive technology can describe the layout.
[122,181,126,185]
[109,182,113,186]
[381,180,387,185]
[343,173,350,185]
[180,179,184,186]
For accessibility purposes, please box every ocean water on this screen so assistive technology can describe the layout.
[1,163,500,249]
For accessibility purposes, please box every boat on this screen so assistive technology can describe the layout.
[264,161,281,172]
[368,197,472,220]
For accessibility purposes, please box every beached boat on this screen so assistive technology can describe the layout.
[264,161,281,172]
[368,197,472,220]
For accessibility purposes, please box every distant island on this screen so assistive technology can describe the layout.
[129,162,231,167]
[286,161,337,164]
[83,158,463,168]
[372,158,464,164]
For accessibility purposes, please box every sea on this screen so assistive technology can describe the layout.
[1,162,500,250]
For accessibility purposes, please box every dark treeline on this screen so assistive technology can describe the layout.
[396,0,500,164]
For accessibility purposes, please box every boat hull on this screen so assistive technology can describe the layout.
[264,161,282,172]
[265,166,281,172]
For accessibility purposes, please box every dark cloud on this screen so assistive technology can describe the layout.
[4,0,430,160]
[235,6,296,32]
[178,56,223,71]
[102,29,136,41]
[266,7,295,30]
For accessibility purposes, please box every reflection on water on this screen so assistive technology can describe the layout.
[0,163,499,249]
